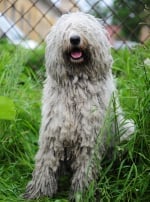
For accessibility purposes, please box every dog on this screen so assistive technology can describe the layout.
[24,12,134,200]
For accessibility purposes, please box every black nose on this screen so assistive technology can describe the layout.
[70,35,80,45]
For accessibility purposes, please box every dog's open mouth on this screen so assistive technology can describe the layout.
[70,48,84,63]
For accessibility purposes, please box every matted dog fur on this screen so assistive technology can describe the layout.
[24,12,134,199]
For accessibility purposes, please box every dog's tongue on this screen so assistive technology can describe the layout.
[71,51,82,59]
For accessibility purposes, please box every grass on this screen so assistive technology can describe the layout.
[0,40,149,202]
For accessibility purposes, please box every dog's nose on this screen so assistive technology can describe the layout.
[70,35,80,45]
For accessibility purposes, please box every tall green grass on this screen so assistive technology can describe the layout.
[83,43,150,202]
[0,41,43,201]
[0,40,149,202]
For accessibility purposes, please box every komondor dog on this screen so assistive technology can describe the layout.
[24,12,134,200]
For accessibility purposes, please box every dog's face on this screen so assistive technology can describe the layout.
[46,12,112,79]
[63,30,90,65]
[59,14,95,65]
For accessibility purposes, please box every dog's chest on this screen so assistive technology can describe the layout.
[56,81,106,146]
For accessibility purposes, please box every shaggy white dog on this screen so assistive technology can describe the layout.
[24,12,134,199]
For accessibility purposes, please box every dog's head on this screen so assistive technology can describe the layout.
[46,12,113,80]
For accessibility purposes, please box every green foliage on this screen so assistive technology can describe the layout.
[0,39,149,201]
[0,40,44,201]
[0,96,16,120]
[112,0,149,41]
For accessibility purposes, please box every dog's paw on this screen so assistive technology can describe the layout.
[23,180,41,199]
[120,119,135,142]
[23,168,57,199]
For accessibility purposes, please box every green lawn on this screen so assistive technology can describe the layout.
[0,40,149,202]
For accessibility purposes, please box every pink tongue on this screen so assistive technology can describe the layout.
[71,51,82,59]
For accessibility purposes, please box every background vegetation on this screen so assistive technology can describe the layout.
[91,0,149,42]
[112,0,150,41]
[0,40,149,202]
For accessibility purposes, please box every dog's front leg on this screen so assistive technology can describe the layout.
[23,136,61,199]
[70,146,99,197]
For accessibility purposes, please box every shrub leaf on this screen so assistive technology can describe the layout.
[0,96,16,120]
